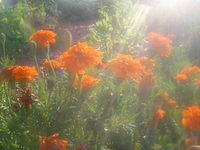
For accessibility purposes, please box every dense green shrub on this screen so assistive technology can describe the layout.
[0,8,32,58]
[0,0,46,59]
[85,0,147,59]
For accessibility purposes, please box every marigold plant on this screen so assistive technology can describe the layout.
[146,32,173,57]
[30,30,57,47]
[59,42,102,73]
[182,105,200,131]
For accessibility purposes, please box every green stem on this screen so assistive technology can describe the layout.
[33,43,39,71]
[47,46,56,77]
[1,33,6,59]
[78,74,83,97]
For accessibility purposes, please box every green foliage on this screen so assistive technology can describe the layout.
[86,0,147,59]
[0,0,47,59]
[0,8,31,58]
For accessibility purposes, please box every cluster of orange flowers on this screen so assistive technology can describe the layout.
[39,134,69,150]
[30,30,57,47]
[73,75,99,88]
[59,42,102,73]
[146,32,173,57]
[0,66,38,82]
[42,60,61,70]
[182,105,200,131]
[107,54,146,81]
[174,66,200,83]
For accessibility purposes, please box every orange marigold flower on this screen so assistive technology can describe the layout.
[1,66,38,82]
[175,66,200,82]
[11,66,38,82]
[39,134,69,150]
[174,73,188,82]
[180,66,200,76]
[59,42,101,73]
[152,109,166,128]
[30,30,57,47]
[182,105,200,131]
[107,54,146,80]
[146,32,173,57]
[73,75,99,88]
[42,60,61,70]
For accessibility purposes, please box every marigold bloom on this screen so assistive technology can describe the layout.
[59,42,101,73]
[174,73,188,82]
[73,75,99,88]
[108,54,146,80]
[152,109,166,128]
[30,30,57,47]
[182,105,200,131]
[42,60,61,70]
[0,66,38,82]
[175,66,200,82]
[39,134,69,150]
[11,66,38,82]
[146,32,173,57]
[180,66,200,76]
